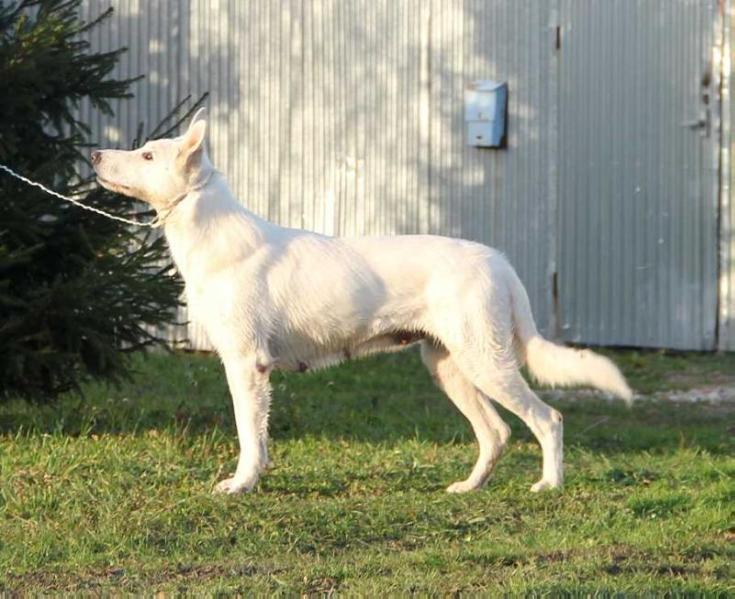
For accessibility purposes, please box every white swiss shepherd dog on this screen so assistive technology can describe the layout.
[92,111,632,495]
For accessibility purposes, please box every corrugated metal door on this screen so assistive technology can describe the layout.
[557,0,721,350]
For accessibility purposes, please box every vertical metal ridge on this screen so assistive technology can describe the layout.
[721,0,735,349]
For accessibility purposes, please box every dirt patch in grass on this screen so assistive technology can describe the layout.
[604,562,700,578]
[658,384,735,403]
[542,384,735,404]
[665,369,735,389]
[3,562,287,593]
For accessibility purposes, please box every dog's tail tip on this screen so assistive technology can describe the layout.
[526,336,634,405]
[617,382,635,407]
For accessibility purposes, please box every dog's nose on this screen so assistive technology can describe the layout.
[90,150,102,165]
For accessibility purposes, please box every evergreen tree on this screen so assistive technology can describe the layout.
[0,0,191,400]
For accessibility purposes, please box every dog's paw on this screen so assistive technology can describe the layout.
[446,480,480,494]
[530,479,562,493]
[213,476,256,495]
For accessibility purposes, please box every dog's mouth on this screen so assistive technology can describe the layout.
[96,176,133,196]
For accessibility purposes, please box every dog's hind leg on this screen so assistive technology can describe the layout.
[214,352,272,494]
[421,342,511,493]
[451,350,564,492]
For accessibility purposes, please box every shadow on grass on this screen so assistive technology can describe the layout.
[0,350,732,456]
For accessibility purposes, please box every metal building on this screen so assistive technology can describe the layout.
[78,0,735,351]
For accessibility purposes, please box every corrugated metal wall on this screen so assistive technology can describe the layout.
[426,0,557,338]
[557,0,721,350]
[78,0,558,349]
[77,0,732,351]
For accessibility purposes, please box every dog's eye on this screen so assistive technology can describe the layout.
[142,151,153,161]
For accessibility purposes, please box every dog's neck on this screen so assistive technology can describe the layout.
[162,174,269,285]
[155,169,218,227]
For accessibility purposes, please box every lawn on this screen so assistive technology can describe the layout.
[1,349,733,593]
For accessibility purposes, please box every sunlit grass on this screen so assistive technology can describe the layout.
[1,349,733,593]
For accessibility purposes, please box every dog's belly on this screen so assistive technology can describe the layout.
[270,329,427,373]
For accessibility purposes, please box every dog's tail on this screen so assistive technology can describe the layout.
[507,268,633,404]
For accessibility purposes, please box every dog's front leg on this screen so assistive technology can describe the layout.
[214,352,272,494]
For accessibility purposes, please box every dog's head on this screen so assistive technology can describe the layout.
[91,109,211,209]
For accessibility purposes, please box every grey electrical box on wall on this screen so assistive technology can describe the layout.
[465,80,508,148]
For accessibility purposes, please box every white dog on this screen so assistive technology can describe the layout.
[92,112,632,495]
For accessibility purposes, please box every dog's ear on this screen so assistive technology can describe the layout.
[179,117,207,168]
[188,106,207,131]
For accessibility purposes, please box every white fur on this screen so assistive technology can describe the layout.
[92,113,632,495]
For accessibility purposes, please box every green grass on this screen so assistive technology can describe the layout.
[1,349,733,593]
